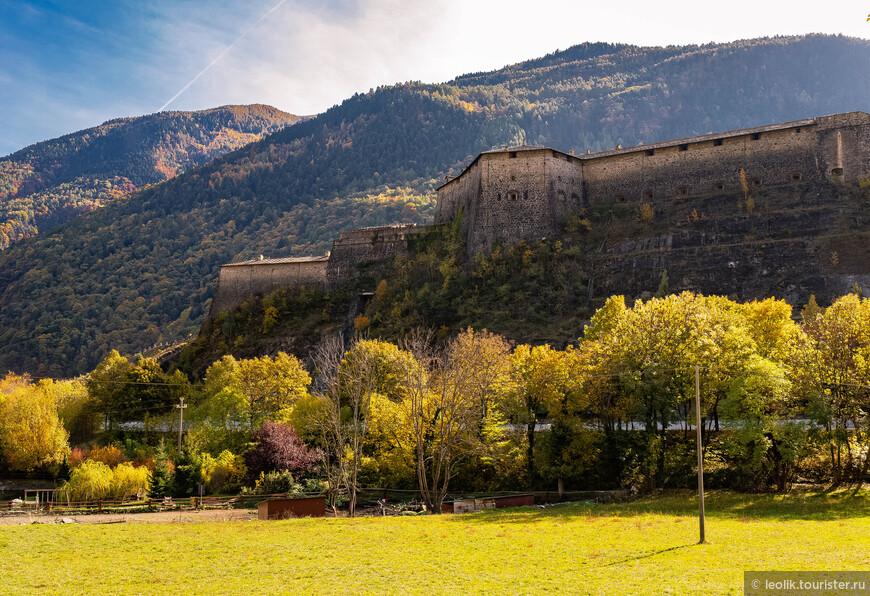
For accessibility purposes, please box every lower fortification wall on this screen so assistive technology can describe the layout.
[209,257,328,316]
[326,224,428,289]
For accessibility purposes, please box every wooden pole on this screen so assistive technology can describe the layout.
[695,365,706,544]
[176,396,187,455]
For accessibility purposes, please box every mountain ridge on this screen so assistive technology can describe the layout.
[0,104,300,249]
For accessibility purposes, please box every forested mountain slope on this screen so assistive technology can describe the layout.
[0,105,299,248]
[2,34,870,376]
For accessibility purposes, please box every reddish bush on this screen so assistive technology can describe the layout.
[244,421,322,478]
[89,445,128,468]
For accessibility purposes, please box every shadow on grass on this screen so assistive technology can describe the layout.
[444,489,870,524]
[603,543,694,567]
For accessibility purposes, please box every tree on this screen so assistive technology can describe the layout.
[149,438,174,499]
[793,293,870,483]
[310,336,415,516]
[656,269,669,298]
[402,328,512,513]
[0,374,69,472]
[244,421,323,479]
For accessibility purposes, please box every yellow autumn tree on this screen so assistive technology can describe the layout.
[0,374,70,472]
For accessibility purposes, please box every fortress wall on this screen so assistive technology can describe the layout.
[464,150,584,255]
[435,163,481,224]
[210,259,328,316]
[547,152,586,218]
[326,224,426,289]
[583,125,818,205]
[814,113,870,184]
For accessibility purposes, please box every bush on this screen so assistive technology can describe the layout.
[244,470,302,495]
[201,450,247,494]
[109,462,150,500]
[89,445,128,467]
[244,421,323,479]
[61,459,151,502]
[62,460,114,501]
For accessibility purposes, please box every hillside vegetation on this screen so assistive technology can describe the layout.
[0,105,299,249]
[2,35,870,376]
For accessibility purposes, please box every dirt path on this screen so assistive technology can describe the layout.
[0,508,258,525]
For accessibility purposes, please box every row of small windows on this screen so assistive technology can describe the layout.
[496,190,580,201]
[615,173,803,201]
[638,130,789,157]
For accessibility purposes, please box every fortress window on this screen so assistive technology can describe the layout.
[714,181,725,191]
[643,189,654,199]
[713,139,723,146]
[752,178,762,187]
[523,190,528,200]
[509,152,517,158]
[508,191,518,201]
[679,144,688,152]
[791,172,803,182]
[571,193,580,202]
[558,190,566,201]
[497,192,502,201]
[616,195,625,202]
[795,128,801,133]
[646,149,655,156]
[678,186,688,197]
[511,174,516,181]
[751,133,761,141]
[552,151,559,158]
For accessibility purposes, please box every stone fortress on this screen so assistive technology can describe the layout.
[209,112,870,315]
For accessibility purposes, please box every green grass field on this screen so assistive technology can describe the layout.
[3,491,870,595]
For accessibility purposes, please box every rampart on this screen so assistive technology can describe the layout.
[326,223,428,289]
[209,255,329,316]
[437,112,870,257]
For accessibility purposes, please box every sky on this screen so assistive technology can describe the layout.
[1,0,869,156]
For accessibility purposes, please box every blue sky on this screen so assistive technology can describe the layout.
[2,0,869,156]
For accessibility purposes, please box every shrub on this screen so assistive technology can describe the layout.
[69,447,89,468]
[109,462,150,500]
[89,445,128,467]
[201,450,247,494]
[244,421,323,479]
[62,460,114,502]
[243,470,302,495]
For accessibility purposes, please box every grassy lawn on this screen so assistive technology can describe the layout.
[3,491,870,595]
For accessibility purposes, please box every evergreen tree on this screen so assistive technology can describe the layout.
[656,269,669,298]
[149,438,174,498]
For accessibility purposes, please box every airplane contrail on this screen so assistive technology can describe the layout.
[158,0,290,112]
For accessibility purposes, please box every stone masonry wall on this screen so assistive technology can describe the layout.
[326,224,428,289]
[210,258,328,316]
[456,149,584,256]
[583,126,818,206]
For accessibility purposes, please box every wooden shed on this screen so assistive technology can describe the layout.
[257,496,326,520]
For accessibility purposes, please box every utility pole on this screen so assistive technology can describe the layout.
[695,365,706,544]
[176,396,187,455]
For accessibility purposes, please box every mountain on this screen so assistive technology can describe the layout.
[2,34,870,377]
[0,105,300,249]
